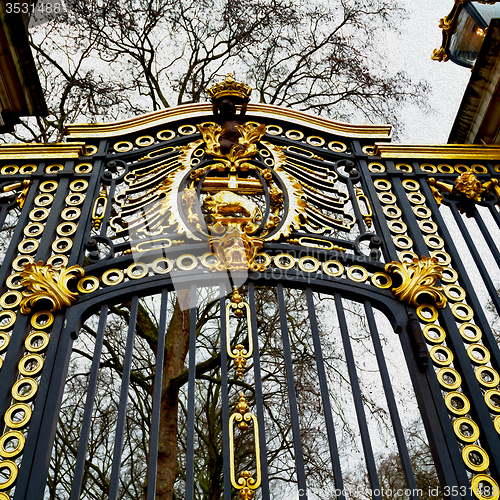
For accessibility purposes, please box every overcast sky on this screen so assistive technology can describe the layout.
[388,0,471,143]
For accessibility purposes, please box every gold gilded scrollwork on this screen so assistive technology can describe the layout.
[431,47,448,62]
[385,256,448,309]
[19,261,84,314]
[454,172,485,202]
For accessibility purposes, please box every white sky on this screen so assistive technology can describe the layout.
[387,0,471,143]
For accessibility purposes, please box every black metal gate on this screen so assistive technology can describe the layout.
[1,77,500,500]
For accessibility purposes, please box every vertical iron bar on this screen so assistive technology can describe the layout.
[220,283,232,500]
[108,295,139,500]
[185,285,197,500]
[364,301,419,499]
[248,282,270,500]
[277,283,308,499]
[305,288,345,499]
[146,289,169,500]
[334,292,382,500]
[70,304,109,500]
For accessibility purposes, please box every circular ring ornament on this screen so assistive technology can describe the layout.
[266,125,283,135]
[298,257,320,273]
[152,258,174,274]
[437,367,462,390]
[6,272,24,289]
[371,272,392,289]
[430,250,451,266]
[157,129,175,141]
[25,331,49,353]
[476,367,500,388]
[45,164,63,173]
[422,324,446,344]
[418,220,438,234]
[455,164,469,174]
[0,333,9,354]
[135,135,154,147]
[24,223,44,238]
[65,193,85,206]
[34,192,54,206]
[47,255,68,268]
[69,179,88,192]
[0,311,16,330]
[74,163,93,173]
[347,265,368,283]
[0,431,25,459]
[462,445,489,472]
[51,237,73,254]
[471,475,500,500]
[306,136,325,147]
[441,266,458,283]
[61,207,81,221]
[407,193,426,205]
[200,253,221,269]
[0,291,21,309]
[285,129,304,140]
[84,145,98,156]
[327,141,347,152]
[496,416,500,434]
[444,284,466,302]
[393,235,413,250]
[452,303,474,322]
[374,179,392,191]
[31,311,54,329]
[176,255,198,271]
[4,403,31,429]
[396,163,413,172]
[362,145,375,155]
[472,164,488,174]
[402,179,420,191]
[378,192,397,204]
[18,353,44,377]
[178,124,197,135]
[12,378,38,402]
[453,417,480,443]
[102,269,124,286]
[57,222,77,237]
[417,304,439,323]
[322,260,344,277]
[485,390,500,413]
[12,256,33,273]
[382,205,402,219]
[420,163,437,173]
[113,141,133,152]
[425,235,445,249]
[467,344,490,365]
[0,460,18,490]
[29,207,49,222]
[437,164,454,174]
[398,251,418,263]
[445,391,470,415]
[254,253,271,268]
[429,345,454,366]
[18,238,39,254]
[127,263,149,280]
[77,276,99,293]
[460,323,483,343]
[40,180,58,193]
[274,254,295,270]
[388,220,407,234]
[1,165,18,175]
[413,205,432,219]
[20,164,37,174]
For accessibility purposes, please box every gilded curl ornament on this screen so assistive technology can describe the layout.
[385,256,447,309]
[19,261,84,314]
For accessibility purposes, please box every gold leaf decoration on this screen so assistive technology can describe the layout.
[454,172,485,202]
[385,256,447,309]
[20,261,85,314]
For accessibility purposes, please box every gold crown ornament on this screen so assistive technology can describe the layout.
[207,73,252,102]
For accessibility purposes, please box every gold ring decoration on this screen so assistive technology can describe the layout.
[274,254,295,270]
[65,193,85,206]
[255,253,271,269]
[126,263,149,280]
[18,238,39,254]
[0,430,25,459]
[467,344,490,365]
[61,207,81,221]
[25,331,49,353]
[178,124,196,135]
[378,192,397,204]
[69,179,88,192]
[419,220,438,234]
[31,311,54,329]
[460,323,483,343]
[454,164,469,174]
[445,391,470,415]
[472,164,488,174]
[476,367,500,389]
[374,179,392,191]
[462,445,489,472]
[0,333,9,354]
[298,257,320,273]
[0,460,18,490]
[416,304,439,323]
[83,145,98,156]
[0,311,16,330]
[306,135,325,147]
[407,192,425,205]
[430,345,454,366]
[47,255,69,268]
[441,266,458,283]
[362,145,375,155]
[39,180,58,193]
[368,162,385,173]
[453,417,480,443]
[157,129,175,141]
[102,269,124,286]
[113,141,133,152]
[135,135,154,147]
[200,253,221,269]
[285,129,304,140]
[152,258,174,274]
[176,255,198,271]
[430,250,451,266]
[444,285,466,302]
[437,367,462,390]
[452,303,474,322]
[29,207,49,222]
[484,390,500,413]
[328,141,347,152]
[437,164,454,174]
[12,377,38,402]
[265,124,283,135]
[371,272,392,289]
[18,353,44,377]
[425,235,445,250]
[422,324,446,344]
[413,206,432,219]
[396,163,412,172]
[347,265,368,283]
[495,416,500,434]
[56,222,77,237]
[402,179,420,191]
[51,238,73,254]
[388,220,407,234]
[24,223,44,238]
[20,164,37,174]
[77,276,99,294]
[4,403,31,429]
[34,194,53,207]
[12,256,33,272]
[322,260,344,277]
[393,235,413,250]
[6,273,23,289]
[383,205,402,219]
[1,164,18,175]
[74,163,93,173]
[398,251,418,263]
[471,475,500,500]
[45,163,63,174]
[0,291,22,309]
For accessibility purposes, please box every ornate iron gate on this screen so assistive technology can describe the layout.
[1,76,500,499]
